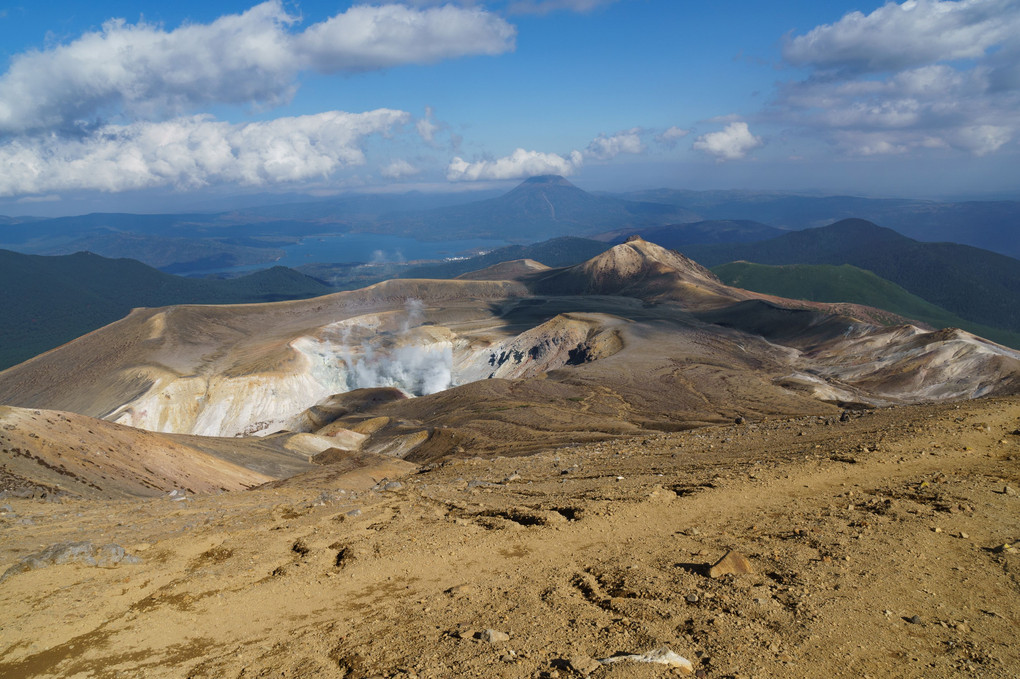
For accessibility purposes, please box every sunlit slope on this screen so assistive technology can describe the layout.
[0,238,1016,464]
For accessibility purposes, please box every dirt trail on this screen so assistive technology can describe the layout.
[1,397,1018,678]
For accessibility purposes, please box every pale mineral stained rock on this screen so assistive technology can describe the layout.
[479,628,509,643]
[600,647,694,673]
[708,549,754,578]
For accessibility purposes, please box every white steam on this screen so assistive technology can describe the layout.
[336,298,454,396]
[346,343,453,396]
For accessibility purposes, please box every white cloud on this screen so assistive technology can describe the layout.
[775,0,1020,157]
[952,124,1013,155]
[446,148,584,181]
[584,128,645,160]
[655,126,690,148]
[297,4,516,72]
[508,0,619,15]
[380,159,422,179]
[446,126,660,182]
[783,0,1020,75]
[0,109,410,196]
[0,1,515,135]
[416,106,441,144]
[693,122,763,161]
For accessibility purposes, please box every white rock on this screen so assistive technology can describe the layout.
[599,646,694,673]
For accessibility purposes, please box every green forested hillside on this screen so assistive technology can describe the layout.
[712,261,1020,349]
[684,219,1020,335]
[0,250,334,370]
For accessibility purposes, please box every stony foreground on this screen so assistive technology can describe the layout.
[1,397,1019,678]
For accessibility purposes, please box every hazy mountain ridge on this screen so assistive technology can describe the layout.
[601,219,786,247]
[3,179,1017,276]
[620,188,1020,258]
[368,175,697,241]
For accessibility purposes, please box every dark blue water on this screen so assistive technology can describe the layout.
[274,233,505,267]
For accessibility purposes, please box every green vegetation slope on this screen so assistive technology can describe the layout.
[0,250,334,370]
[683,219,1020,335]
[712,261,1020,349]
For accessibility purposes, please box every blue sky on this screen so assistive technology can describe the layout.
[1,0,1018,215]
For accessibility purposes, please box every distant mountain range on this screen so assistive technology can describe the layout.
[2,177,1017,275]
[0,250,333,371]
[369,175,697,241]
[601,219,786,248]
[683,219,1020,335]
[621,188,1020,259]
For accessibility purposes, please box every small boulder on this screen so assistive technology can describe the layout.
[479,628,510,643]
[566,655,602,676]
[708,550,754,578]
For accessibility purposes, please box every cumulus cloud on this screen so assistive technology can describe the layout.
[693,122,763,161]
[380,159,421,179]
[655,126,690,148]
[0,109,410,196]
[297,3,516,72]
[508,0,619,15]
[446,126,659,182]
[585,128,645,160]
[783,0,1020,75]
[446,148,584,181]
[0,1,515,135]
[776,0,1020,156]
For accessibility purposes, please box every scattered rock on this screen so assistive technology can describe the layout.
[478,628,510,643]
[840,411,850,423]
[0,541,141,583]
[907,615,923,625]
[565,655,602,676]
[685,593,699,604]
[446,583,476,598]
[599,647,694,673]
[734,416,746,425]
[467,480,498,489]
[1003,485,1017,496]
[708,550,754,578]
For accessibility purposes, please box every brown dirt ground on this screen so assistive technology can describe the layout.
[1,396,1018,678]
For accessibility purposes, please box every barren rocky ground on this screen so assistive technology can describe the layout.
[2,396,1018,678]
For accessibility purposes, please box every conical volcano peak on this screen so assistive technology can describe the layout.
[527,237,744,308]
[520,174,575,187]
[589,237,718,283]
